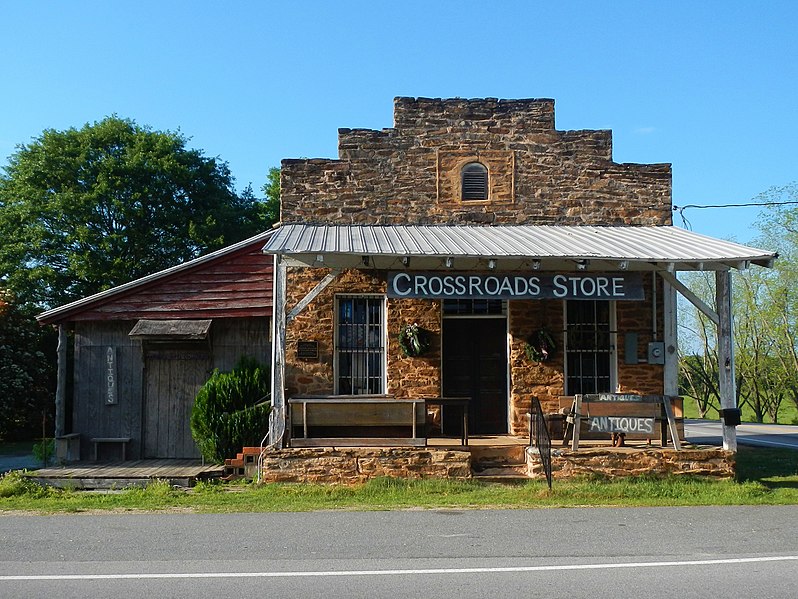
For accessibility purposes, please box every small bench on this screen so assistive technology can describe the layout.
[55,432,81,463]
[90,437,131,461]
[288,395,426,447]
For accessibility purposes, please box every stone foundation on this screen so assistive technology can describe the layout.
[527,446,735,479]
[260,447,472,484]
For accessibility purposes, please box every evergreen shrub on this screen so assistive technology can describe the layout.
[190,357,270,463]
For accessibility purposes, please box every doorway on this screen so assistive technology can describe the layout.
[442,318,508,434]
[143,347,210,459]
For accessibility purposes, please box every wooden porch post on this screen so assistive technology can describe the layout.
[269,254,287,448]
[662,279,679,396]
[55,324,67,437]
[716,270,737,451]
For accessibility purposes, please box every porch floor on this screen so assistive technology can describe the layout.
[28,459,224,490]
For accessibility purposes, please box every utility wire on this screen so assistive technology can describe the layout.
[672,200,798,230]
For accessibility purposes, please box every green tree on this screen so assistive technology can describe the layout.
[0,289,56,440]
[0,116,265,309]
[261,166,281,226]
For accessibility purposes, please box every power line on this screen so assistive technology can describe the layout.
[672,200,798,230]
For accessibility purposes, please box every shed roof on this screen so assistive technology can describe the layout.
[128,319,212,341]
[38,230,276,325]
[262,224,775,271]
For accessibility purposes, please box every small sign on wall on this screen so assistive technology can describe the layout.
[105,347,118,405]
[297,341,319,360]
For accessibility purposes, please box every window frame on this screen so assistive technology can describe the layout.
[563,300,618,395]
[333,294,387,395]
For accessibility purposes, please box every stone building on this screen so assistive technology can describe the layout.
[262,97,773,474]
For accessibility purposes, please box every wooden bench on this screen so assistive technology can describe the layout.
[90,437,131,461]
[288,395,426,447]
[55,432,81,463]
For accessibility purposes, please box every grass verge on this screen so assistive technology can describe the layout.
[1,446,796,514]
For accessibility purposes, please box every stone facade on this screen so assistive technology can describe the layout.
[260,447,472,484]
[281,97,671,227]
[279,97,673,441]
[527,447,735,479]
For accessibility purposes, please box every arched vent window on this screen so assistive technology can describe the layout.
[461,162,488,200]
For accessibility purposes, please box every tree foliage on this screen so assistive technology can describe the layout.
[261,166,281,227]
[679,183,798,422]
[0,290,56,440]
[190,357,271,464]
[0,116,267,308]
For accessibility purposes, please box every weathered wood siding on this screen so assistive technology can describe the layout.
[211,317,271,371]
[73,321,144,460]
[72,317,271,461]
[68,247,273,321]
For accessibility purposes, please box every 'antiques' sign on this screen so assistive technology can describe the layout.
[105,347,117,405]
[387,272,643,300]
[588,416,655,434]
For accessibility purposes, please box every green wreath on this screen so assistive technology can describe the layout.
[524,328,556,362]
[398,323,431,357]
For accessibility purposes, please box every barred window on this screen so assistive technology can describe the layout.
[565,300,613,395]
[461,162,488,200]
[335,295,385,395]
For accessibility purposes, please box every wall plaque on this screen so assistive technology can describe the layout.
[297,341,319,360]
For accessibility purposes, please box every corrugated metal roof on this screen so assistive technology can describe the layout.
[262,224,775,270]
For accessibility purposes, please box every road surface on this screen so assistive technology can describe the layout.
[685,419,798,450]
[1,507,796,598]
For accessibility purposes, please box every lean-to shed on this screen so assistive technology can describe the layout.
[37,230,275,461]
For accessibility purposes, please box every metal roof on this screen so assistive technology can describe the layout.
[262,224,776,271]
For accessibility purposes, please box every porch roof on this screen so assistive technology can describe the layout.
[262,224,776,272]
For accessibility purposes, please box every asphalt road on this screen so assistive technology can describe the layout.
[685,419,798,450]
[1,507,796,598]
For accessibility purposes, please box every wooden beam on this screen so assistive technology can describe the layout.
[269,255,288,448]
[55,324,67,437]
[716,270,737,451]
[662,279,679,396]
[286,269,342,324]
[658,271,719,325]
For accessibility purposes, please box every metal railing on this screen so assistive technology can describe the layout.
[529,396,553,490]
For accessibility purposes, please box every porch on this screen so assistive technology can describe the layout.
[27,459,224,490]
[257,435,734,483]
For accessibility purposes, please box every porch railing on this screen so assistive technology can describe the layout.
[529,396,553,490]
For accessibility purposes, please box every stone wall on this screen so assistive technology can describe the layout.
[283,268,442,398]
[281,97,671,227]
[527,447,735,479]
[260,447,472,484]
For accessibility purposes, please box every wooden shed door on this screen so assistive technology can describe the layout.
[442,319,508,434]
[143,348,210,459]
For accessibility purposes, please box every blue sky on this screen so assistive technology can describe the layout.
[1,1,796,244]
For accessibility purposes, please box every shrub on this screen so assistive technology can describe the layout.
[0,470,48,498]
[32,438,55,465]
[190,357,270,463]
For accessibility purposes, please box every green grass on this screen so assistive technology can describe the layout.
[682,396,798,425]
[1,446,796,514]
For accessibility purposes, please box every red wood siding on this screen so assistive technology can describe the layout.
[69,246,273,321]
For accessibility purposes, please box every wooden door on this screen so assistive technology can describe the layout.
[442,319,508,434]
[143,348,210,459]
